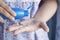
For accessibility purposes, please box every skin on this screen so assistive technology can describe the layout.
[0,0,16,23]
[0,0,57,35]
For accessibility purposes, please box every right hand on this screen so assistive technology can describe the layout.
[0,0,16,23]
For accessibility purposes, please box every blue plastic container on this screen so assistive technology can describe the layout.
[0,8,29,19]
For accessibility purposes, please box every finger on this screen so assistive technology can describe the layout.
[0,0,3,5]
[0,16,5,23]
[0,2,16,16]
[40,22,49,32]
[0,7,15,21]
[13,25,38,35]
[6,25,23,32]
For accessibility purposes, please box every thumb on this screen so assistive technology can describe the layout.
[40,22,49,32]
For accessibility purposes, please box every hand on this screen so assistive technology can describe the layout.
[6,19,49,35]
[0,0,16,23]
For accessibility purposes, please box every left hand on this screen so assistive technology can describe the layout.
[6,19,49,35]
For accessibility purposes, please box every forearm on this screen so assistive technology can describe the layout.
[34,0,57,22]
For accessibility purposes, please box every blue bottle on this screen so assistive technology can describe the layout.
[0,8,29,19]
[12,8,29,19]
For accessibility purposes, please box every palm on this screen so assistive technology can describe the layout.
[6,19,49,35]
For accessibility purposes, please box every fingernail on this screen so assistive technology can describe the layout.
[14,13,16,16]
[12,17,15,21]
[13,12,16,16]
[46,28,49,32]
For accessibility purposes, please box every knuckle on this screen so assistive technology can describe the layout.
[1,2,10,11]
[3,4,8,8]
[0,7,6,13]
[0,7,3,12]
[4,4,11,11]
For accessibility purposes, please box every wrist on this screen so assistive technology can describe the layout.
[32,18,47,23]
